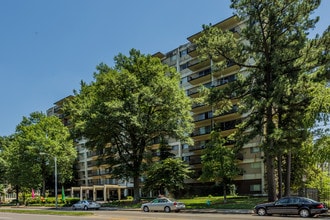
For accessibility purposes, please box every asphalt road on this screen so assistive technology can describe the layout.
[0,210,329,220]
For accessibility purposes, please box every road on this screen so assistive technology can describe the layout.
[0,210,329,220]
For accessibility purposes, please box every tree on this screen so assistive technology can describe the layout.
[1,134,39,204]
[143,158,192,197]
[2,112,76,200]
[195,0,329,201]
[199,131,242,203]
[66,49,194,201]
[0,136,7,185]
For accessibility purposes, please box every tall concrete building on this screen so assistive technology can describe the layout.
[48,15,265,197]
[154,15,264,195]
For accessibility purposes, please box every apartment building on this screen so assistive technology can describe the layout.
[48,15,265,197]
[154,15,264,195]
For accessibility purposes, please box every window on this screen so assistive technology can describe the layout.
[251,162,261,169]
[172,145,179,151]
[277,198,290,205]
[250,147,260,153]
[250,184,261,192]
[182,156,190,162]
[181,76,188,84]
[180,49,188,57]
[182,144,189,149]
[180,62,188,71]
[170,55,177,62]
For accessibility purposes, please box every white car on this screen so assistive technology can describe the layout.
[72,200,101,210]
[141,197,185,213]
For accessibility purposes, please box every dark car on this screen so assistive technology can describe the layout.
[254,196,328,218]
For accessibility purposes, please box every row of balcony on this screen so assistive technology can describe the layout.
[193,105,238,123]
[191,119,240,137]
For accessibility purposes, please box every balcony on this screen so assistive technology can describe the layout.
[187,44,198,57]
[191,125,212,137]
[213,63,240,77]
[187,86,199,97]
[188,68,211,85]
[193,111,213,122]
[187,58,210,72]
[187,15,240,43]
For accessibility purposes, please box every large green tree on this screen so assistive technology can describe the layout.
[66,49,194,201]
[2,112,76,200]
[196,0,329,201]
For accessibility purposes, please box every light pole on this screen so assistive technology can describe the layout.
[54,156,58,209]
[40,153,58,209]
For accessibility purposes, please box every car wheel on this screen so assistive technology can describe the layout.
[83,206,88,210]
[143,206,149,212]
[164,206,171,213]
[299,209,310,218]
[257,208,266,216]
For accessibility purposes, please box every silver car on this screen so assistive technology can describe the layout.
[72,200,101,210]
[141,197,185,213]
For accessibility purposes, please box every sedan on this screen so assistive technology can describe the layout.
[72,200,101,210]
[141,197,185,213]
[254,196,328,218]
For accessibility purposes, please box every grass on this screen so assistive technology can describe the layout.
[0,208,94,216]
[179,196,266,209]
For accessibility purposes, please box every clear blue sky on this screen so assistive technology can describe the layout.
[0,1,329,136]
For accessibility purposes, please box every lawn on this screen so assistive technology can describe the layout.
[0,209,93,216]
[179,196,266,209]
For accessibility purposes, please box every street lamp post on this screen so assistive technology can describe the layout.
[54,156,58,209]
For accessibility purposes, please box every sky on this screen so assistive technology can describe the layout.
[0,1,329,136]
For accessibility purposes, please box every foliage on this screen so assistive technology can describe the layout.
[195,0,329,201]
[65,49,194,201]
[1,112,76,200]
[142,158,192,196]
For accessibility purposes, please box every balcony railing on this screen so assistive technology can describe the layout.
[188,68,211,82]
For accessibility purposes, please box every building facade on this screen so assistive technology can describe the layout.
[154,15,264,195]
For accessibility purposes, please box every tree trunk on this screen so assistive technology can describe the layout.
[265,103,277,202]
[133,175,140,202]
[277,153,282,199]
[15,185,19,206]
[42,178,46,197]
[266,154,277,202]
[223,183,227,203]
[284,151,291,196]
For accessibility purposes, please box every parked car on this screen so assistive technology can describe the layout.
[141,197,185,213]
[254,196,328,218]
[72,200,101,210]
